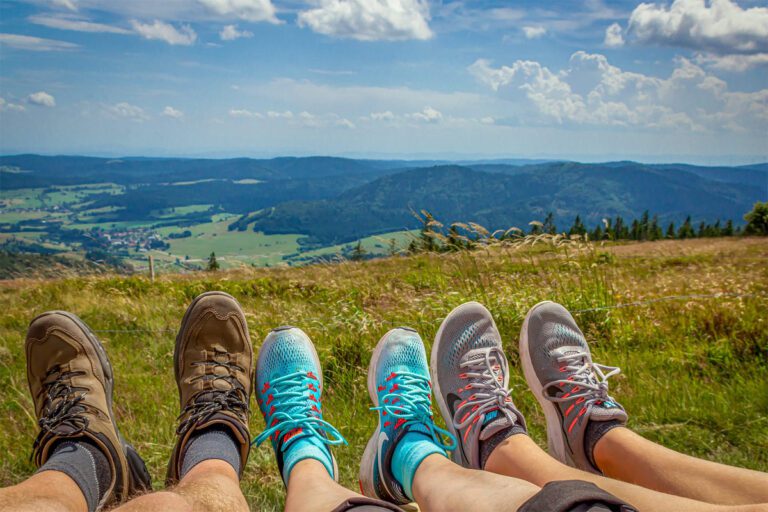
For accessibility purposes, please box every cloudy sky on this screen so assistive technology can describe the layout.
[0,0,766,163]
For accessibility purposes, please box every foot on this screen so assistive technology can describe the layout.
[430,302,527,469]
[167,291,253,484]
[519,301,627,474]
[254,326,345,484]
[360,327,455,505]
[25,311,151,509]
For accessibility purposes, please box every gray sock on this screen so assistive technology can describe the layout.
[38,439,111,512]
[585,420,624,471]
[180,426,242,479]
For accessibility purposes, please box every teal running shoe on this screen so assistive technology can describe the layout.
[359,327,455,505]
[254,326,346,484]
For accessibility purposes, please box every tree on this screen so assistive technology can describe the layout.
[569,215,586,237]
[613,216,627,240]
[207,251,219,271]
[649,215,662,241]
[351,240,366,261]
[678,216,695,239]
[697,221,707,238]
[744,202,768,235]
[639,210,650,240]
[665,222,676,239]
[543,212,557,235]
[590,224,604,241]
[723,219,734,236]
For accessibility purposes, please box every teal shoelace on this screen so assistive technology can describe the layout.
[253,371,347,450]
[372,370,456,451]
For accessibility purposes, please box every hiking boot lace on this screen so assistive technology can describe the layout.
[372,371,456,451]
[454,347,518,431]
[543,351,620,406]
[177,357,249,435]
[253,371,346,449]
[32,366,89,455]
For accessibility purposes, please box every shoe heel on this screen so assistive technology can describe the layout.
[125,442,152,494]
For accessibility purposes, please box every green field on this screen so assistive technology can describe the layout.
[4,185,400,267]
[139,217,304,269]
[1,237,766,511]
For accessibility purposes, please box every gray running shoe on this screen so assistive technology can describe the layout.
[519,301,627,474]
[431,301,527,469]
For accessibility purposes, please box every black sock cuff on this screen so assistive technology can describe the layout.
[480,424,527,469]
[585,420,624,472]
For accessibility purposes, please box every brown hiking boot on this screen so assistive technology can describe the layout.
[166,291,253,485]
[25,311,152,509]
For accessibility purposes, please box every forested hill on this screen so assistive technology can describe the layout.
[246,163,766,246]
[2,154,765,250]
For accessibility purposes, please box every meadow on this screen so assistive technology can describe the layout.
[0,237,766,510]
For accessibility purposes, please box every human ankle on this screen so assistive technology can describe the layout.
[37,438,111,512]
[282,436,335,484]
[180,425,242,479]
[587,422,626,472]
[391,429,446,500]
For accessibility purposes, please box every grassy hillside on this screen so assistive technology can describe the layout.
[1,237,766,510]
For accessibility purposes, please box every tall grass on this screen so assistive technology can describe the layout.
[0,237,766,511]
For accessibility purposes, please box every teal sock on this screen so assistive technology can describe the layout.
[281,435,334,484]
[391,426,446,500]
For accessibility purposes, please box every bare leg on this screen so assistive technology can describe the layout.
[413,454,540,512]
[285,460,361,512]
[486,434,768,512]
[112,460,246,512]
[0,471,87,512]
[285,455,539,512]
[595,427,768,506]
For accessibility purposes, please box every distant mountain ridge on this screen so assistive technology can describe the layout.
[247,162,766,246]
[2,155,765,247]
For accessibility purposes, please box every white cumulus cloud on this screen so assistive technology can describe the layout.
[604,22,624,47]
[198,0,280,23]
[627,0,768,54]
[27,91,56,107]
[469,51,768,133]
[130,20,197,45]
[298,0,433,41]
[107,102,150,122]
[162,106,184,118]
[695,52,768,72]
[370,110,395,121]
[0,97,26,112]
[220,24,253,40]
[267,110,294,119]
[522,26,546,39]
[0,33,79,51]
[622,0,768,70]
[229,108,263,118]
[408,106,443,122]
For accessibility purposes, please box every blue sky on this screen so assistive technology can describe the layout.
[0,0,766,164]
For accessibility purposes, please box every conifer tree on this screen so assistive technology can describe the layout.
[207,252,219,271]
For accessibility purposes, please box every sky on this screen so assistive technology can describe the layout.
[0,0,767,164]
